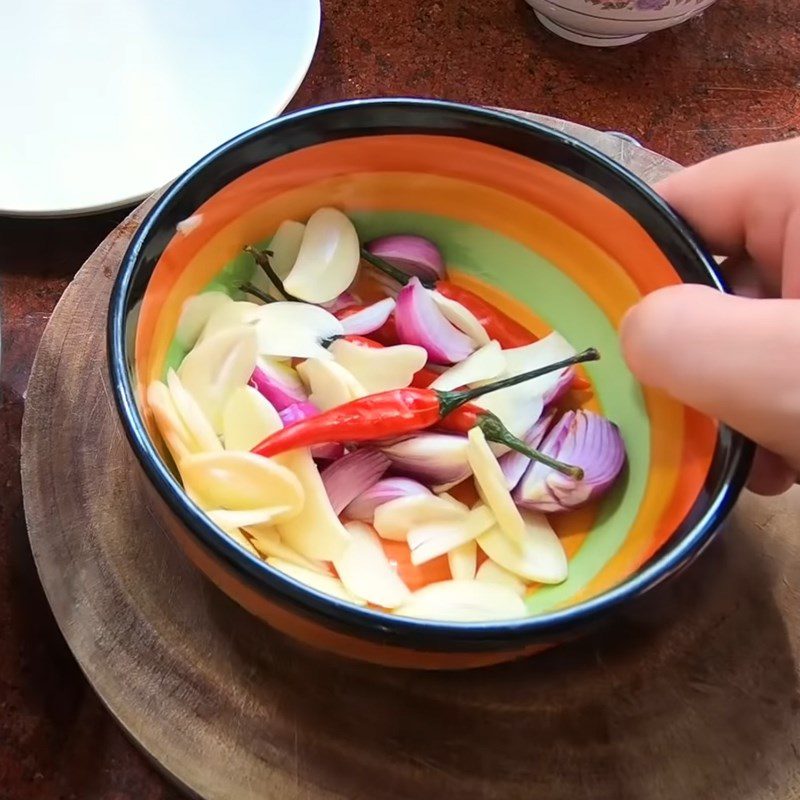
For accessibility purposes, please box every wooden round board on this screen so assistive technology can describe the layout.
[21,113,800,800]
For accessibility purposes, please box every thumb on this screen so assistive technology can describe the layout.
[620,285,800,470]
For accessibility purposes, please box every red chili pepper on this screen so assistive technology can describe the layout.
[370,316,400,346]
[335,305,367,321]
[252,348,598,470]
[340,334,383,349]
[360,250,536,348]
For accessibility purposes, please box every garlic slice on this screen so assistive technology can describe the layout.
[501,332,577,398]
[180,451,303,522]
[206,506,293,530]
[395,580,526,622]
[329,339,427,394]
[197,300,262,343]
[430,340,505,391]
[467,427,525,547]
[277,449,351,561]
[475,560,527,597]
[296,358,366,411]
[254,301,343,360]
[267,557,365,605]
[373,494,468,542]
[431,291,491,346]
[166,369,222,453]
[177,326,258,433]
[269,220,307,279]
[477,508,567,584]
[147,381,195,464]
[448,540,478,580]
[407,503,495,565]
[334,522,411,609]
[244,524,328,573]
[175,292,233,350]
[283,207,360,303]
[225,527,261,558]
[222,385,282,451]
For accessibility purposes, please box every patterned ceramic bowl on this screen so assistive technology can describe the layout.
[526,0,720,47]
[109,99,751,670]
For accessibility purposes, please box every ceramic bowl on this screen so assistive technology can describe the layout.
[526,0,720,47]
[108,99,751,670]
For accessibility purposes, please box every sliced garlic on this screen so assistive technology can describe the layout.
[430,340,505,391]
[222,385,282,451]
[283,207,360,303]
[448,540,478,580]
[372,494,468,541]
[477,508,567,584]
[467,427,525,546]
[175,292,233,350]
[269,220,307,279]
[395,580,526,622]
[329,339,427,394]
[277,449,351,561]
[501,331,577,398]
[254,301,343,360]
[296,358,366,411]
[244,524,328,573]
[180,451,303,522]
[475,560,527,597]
[166,368,222,453]
[334,522,411,609]
[224,527,261,558]
[407,503,495,565]
[197,300,262,343]
[431,291,490,346]
[267,557,365,605]
[177,326,258,433]
[206,506,293,530]
[147,381,195,464]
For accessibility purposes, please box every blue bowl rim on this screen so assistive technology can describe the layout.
[108,97,753,652]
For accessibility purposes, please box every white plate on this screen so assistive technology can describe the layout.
[1,0,320,217]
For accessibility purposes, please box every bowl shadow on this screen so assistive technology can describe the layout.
[202,493,800,799]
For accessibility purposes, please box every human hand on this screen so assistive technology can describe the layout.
[621,138,800,495]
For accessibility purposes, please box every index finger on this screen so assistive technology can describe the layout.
[656,138,800,284]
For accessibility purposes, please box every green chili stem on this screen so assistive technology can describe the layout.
[477,413,583,480]
[239,282,275,304]
[437,348,600,418]
[244,245,301,302]
[360,248,435,289]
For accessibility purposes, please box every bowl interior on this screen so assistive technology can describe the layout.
[122,104,736,623]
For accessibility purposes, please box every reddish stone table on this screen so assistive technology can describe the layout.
[1,1,797,796]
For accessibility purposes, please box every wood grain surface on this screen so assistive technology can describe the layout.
[20,116,800,800]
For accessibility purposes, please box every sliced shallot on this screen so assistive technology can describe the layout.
[365,234,446,283]
[320,448,391,515]
[343,478,432,522]
[514,410,626,512]
[395,277,476,365]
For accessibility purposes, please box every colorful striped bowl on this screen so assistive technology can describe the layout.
[108,100,751,669]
